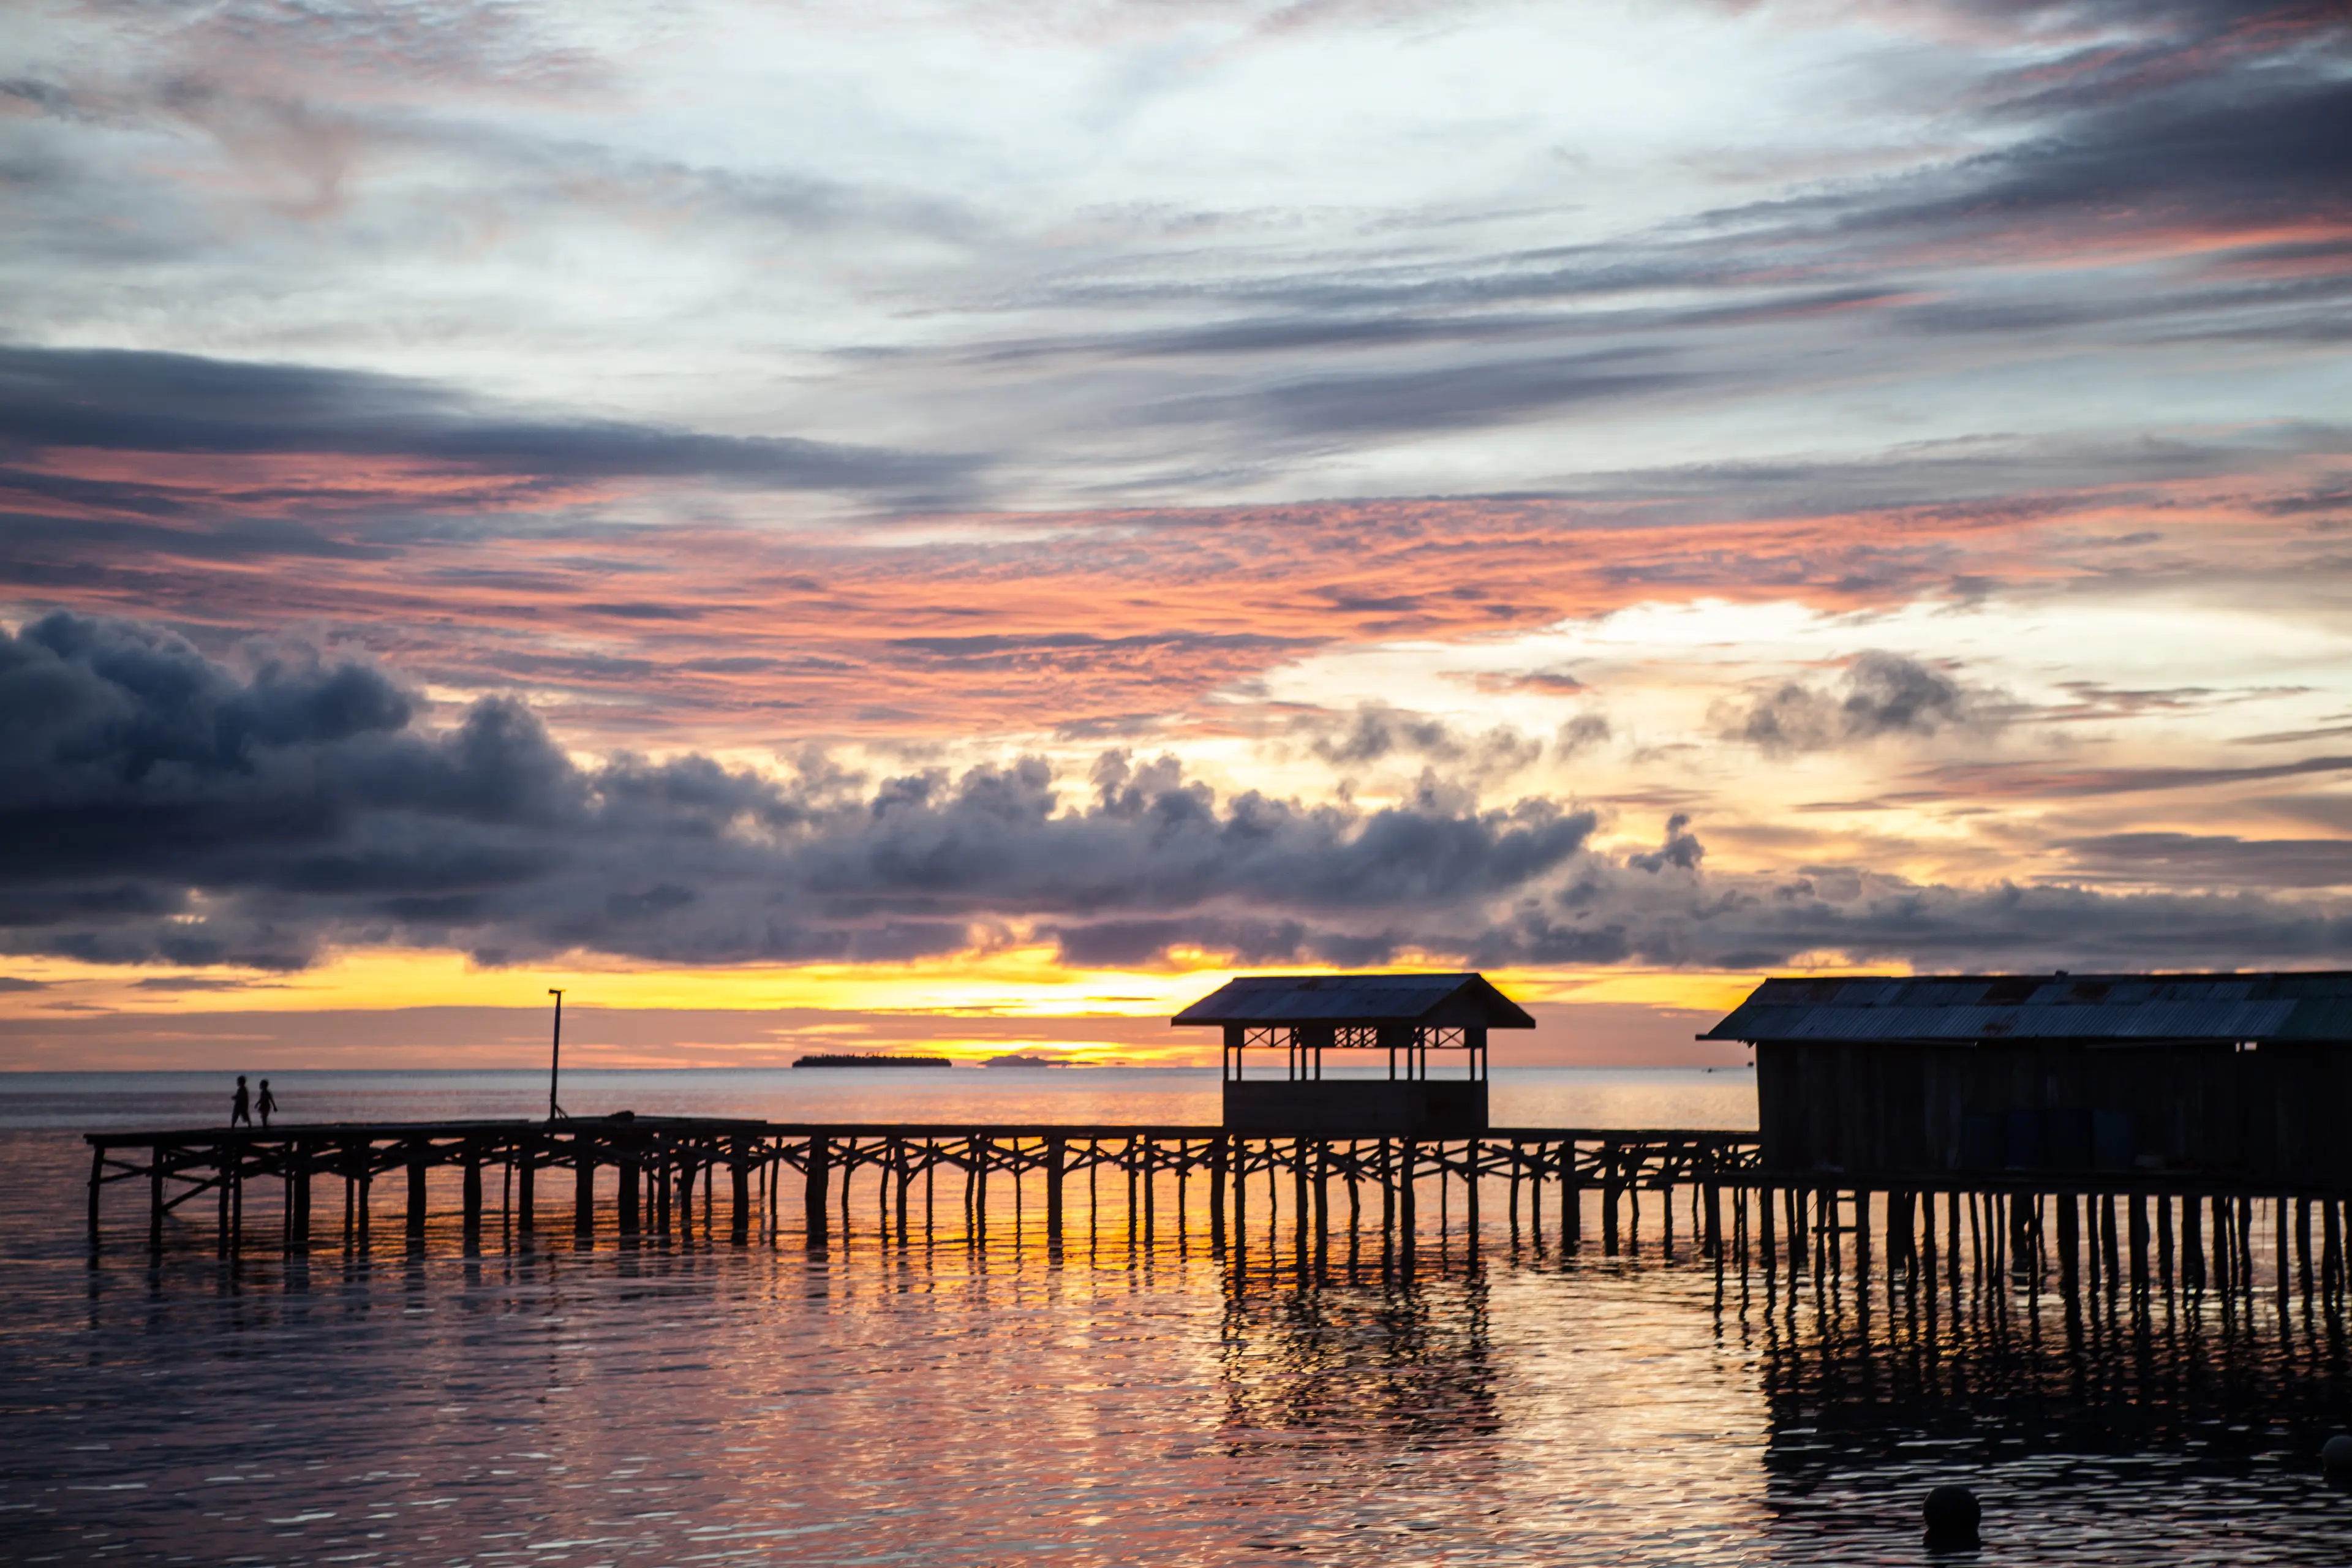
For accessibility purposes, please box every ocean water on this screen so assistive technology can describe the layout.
[2,1067,2349,1566]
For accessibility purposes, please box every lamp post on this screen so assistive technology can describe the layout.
[547,988,567,1121]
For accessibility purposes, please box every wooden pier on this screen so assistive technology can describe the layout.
[88,1117,1760,1256]
[80,1114,2352,1314]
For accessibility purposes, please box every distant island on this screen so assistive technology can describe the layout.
[791,1054,954,1069]
[983,1054,1075,1068]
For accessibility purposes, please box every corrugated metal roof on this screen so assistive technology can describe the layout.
[1703,970,2352,1044]
[1172,973,1536,1028]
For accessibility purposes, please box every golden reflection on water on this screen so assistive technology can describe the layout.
[7,1073,2352,1565]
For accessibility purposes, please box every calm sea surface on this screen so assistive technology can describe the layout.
[3,1067,2349,1566]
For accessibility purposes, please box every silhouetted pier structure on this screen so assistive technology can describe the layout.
[78,970,2352,1321]
[81,1115,2352,1310]
[85,1118,1761,1258]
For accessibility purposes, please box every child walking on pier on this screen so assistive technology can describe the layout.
[230,1076,251,1128]
[257,1080,277,1129]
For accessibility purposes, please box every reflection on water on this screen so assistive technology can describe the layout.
[1220,1280,1501,1450]
[3,1072,2350,1565]
[1746,1250,2352,1562]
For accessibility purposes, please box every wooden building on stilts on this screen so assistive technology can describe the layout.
[1707,970,2352,1183]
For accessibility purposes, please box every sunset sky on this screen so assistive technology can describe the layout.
[2,0,2348,1068]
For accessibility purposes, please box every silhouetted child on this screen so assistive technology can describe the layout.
[231,1075,252,1127]
[257,1079,277,1129]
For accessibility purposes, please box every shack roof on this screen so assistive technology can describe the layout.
[1172,973,1536,1030]
[1702,970,2352,1046]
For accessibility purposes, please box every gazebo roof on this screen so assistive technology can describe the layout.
[1172,972,1535,1030]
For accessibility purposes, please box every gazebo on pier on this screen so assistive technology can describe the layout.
[1173,972,1535,1135]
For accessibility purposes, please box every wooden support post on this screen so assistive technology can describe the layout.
[574,1147,595,1240]
[1379,1140,1395,1248]
[1346,1145,1362,1246]
[2275,1196,2290,1307]
[1463,1144,1479,1254]
[2297,1196,2314,1298]
[1140,1138,1155,1245]
[2183,1194,2206,1292]
[2211,1191,2229,1297]
[2314,1194,2333,1297]
[2085,1191,2103,1295]
[1046,1136,1066,1248]
[2157,1194,2173,1294]
[1561,1143,1580,1253]
[151,1147,164,1251]
[1398,1140,1417,1255]
[973,1139,990,1241]
[1602,1170,1621,1256]
[1946,1191,1962,1291]
[1854,1188,1873,1286]
[88,1146,104,1247]
[407,1148,428,1238]
[1292,1144,1310,1257]
[1209,1136,1227,1252]
[461,1145,483,1246]
[616,1151,639,1235]
[292,1147,312,1250]
[1758,1182,1776,1272]
[2100,1193,2120,1289]
[1232,1140,1248,1257]
[729,1146,750,1243]
[517,1150,536,1233]
[1705,1182,1723,1262]
[1918,1189,1937,1293]
[1314,1142,1330,1257]
[2057,1192,2080,1294]
[2130,1194,2150,1295]
[219,1152,234,1256]
[804,1138,829,1247]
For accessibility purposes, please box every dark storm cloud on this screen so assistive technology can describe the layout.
[1716,652,2001,755]
[0,345,978,500]
[0,613,1592,970]
[6,612,2344,977]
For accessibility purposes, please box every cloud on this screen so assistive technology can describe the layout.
[2057,831,2352,889]
[1555,712,1611,758]
[4,611,2344,978]
[1300,703,1544,780]
[1626,812,1705,874]
[0,612,1594,971]
[1716,650,2001,755]
[0,345,979,503]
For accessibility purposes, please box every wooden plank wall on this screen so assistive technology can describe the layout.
[1758,1040,2352,1182]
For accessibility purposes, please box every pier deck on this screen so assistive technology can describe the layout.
[83,1116,2352,1310]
